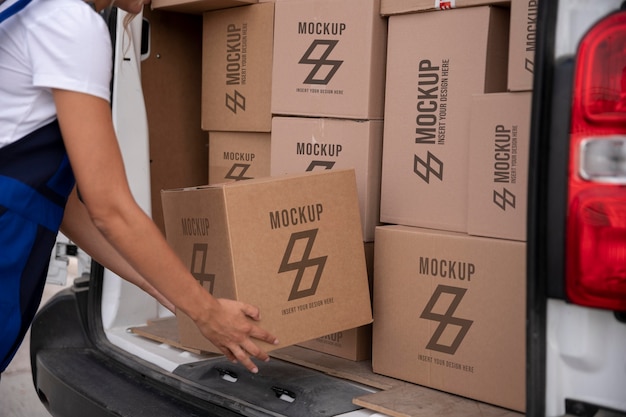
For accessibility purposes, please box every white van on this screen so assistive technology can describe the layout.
[31,1,626,416]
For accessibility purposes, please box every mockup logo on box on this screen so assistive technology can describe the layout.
[414,151,444,183]
[412,59,449,184]
[225,89,246,114]
[296,141,342,171]
[493,187,516,210]
[279,229,328,301]
[224,24,247,114]
[224,163,253,181]
[191,243,216,294]
[491,125,519,210]
[299,39,344,85]
[307,160,336,171]
[420,284,473,354]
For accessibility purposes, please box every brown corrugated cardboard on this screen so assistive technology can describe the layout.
[372,225,526,412]
[508,0,538,91]
[380,6,509,232]
[201,3,274,132]
[270,117,383,242]
[208,131,270,184]
[142,8,206,235]
[298,325,373,361]
[298,242,375,361]
[152,0,256,14]
[380,0,509,16]
[271,0,387,119]
[161,169,373,353]
[468,92,531,241]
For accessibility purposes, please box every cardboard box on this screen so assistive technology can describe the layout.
[372,225,526,412]
[468,92,531,241]
[298,242,375,361]
[298,325,373,361]
[271,0,388,119]
[161,169,373,353]
[380,6,509,232]
[202,3,274,132]
[380,0,509,16]
[152,0,256,14]
[208,131,271,184]
[270,117,383,242]
[508,0,538,91]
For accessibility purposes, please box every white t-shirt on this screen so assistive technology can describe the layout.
[0,0,112,148]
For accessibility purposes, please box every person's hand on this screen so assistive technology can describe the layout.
[195,298,279,373]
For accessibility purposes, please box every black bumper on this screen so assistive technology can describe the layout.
[29,276,371,417]
[29,278,238,417]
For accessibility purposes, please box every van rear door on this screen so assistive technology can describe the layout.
[527,1,626,415]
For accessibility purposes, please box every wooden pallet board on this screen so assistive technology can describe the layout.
[271,346,524,417]
[270,345,396,390]
[129,317,207,356]
[353,384,523,417]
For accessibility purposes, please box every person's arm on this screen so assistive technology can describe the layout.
[53,88,278,373]
[60,186,176,313]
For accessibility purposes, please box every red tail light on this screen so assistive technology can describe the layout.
[567,11,626,311]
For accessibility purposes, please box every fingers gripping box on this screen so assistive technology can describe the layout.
[161,169,373,353]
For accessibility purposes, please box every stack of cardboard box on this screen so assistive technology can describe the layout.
[372,0,537,412]
[151,0,379,361]
[148,0,538,411]
[268,0,388,361]
[201,2,274,184]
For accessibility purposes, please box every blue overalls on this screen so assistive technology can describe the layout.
[0,119,75,372]
[0,0,32,24]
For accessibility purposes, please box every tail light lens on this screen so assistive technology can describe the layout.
[567,11,626,311]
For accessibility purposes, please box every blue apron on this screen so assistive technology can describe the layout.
[0,120,75,372]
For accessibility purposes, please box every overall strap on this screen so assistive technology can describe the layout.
[0,120,76,231]
[0,0,33,24]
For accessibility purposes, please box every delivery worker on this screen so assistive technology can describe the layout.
[0,0,277,376]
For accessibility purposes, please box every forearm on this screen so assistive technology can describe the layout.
[84,191,216,323]
[54,89,277,372]
[60,187,175,312]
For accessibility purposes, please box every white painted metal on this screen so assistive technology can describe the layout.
[546,2,626,415]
